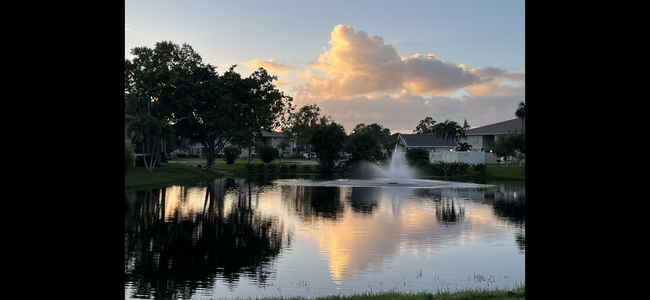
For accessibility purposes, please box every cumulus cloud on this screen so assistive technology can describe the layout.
[257,25,524,132]
[243,59,297,75]
[298,25,524,101]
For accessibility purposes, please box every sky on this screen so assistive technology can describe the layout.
[125,0,525,134]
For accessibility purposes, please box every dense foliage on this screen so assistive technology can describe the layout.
[346,123,398,164]
[405,148,430,163]
[223,146,241,164]
[125,41,293,172]
[258,145,278,164]
[308,117,347,173]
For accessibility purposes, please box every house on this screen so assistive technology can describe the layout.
[125,114,138,148]
[241,130,297,158]
[460,118,525,164]
[172,130,297,159]
[396,133,456,153]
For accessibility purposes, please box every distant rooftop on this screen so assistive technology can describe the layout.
[398,133,456,147]
[465,118,524,135]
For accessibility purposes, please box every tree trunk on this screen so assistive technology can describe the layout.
[204,139,215,172]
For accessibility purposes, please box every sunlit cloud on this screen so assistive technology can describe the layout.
[243,59,297,75]
[286,25,524,132]
[298,25,523,101]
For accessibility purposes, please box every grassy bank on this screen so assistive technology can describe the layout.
[125,163,222,190]
[207,159,524,181]
[197,284,525,300]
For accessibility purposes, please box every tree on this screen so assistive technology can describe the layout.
[288,104,321,159]
[515,101,525,131]
[346,123,397,163]
[413,116,437,134]
[308,116,347,173]
[164,64,293,172]
[456,142,472,151]
[433,119,469,148]
[405,148,430,164]
[127,115,175,172]
[491,129,525,163]
[125,41,206,119]
[276,140,290,163]
[127,41,294,172]
[223,146,241,164]
[258,145,278,164]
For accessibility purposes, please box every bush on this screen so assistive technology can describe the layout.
[267,163,278,172]
[301,165,311,172]
[405,148,430,164]
[472,163,488,176]
[245,163,255,173]
[289,164,298,172]
[223,146,241,164]
[280,164,288,172]
[256,163,267,172]
[259,145,278,164]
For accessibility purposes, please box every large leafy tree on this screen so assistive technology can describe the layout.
[125,41,205,119]
[287,104,321,159]
[127,41,293,172]
[308,116,347,173]
[492,128,525,163]
[165,65,293,172]
[413,116,437,134]
[346,123,397,163]
[127,115,175,172]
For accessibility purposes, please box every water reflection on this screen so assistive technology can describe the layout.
[125,178,525,299]
[125,178,290,300]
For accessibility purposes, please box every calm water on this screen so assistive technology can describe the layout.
[125,176,525,300]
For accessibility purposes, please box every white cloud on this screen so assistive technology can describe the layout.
[253,25,525,133]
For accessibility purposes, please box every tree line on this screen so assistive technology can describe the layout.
[126,41,523,174]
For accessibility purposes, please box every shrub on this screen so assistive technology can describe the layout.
[301,165,311,172]
[223,146,241,165]
[267,163,278,172]
[472,163,488,176]
[259,145,278,164]
[256,163,267,172]
[279,164,288,172]
[405,148,430,164]
[289,164,298,172]
[245,163,255,173]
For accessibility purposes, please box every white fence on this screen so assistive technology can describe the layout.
[430,151,485,165]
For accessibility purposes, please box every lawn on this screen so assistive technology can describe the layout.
[125,163,222,190]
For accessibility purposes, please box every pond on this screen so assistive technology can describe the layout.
[125,175,525,300]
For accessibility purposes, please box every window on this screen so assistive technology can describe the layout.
[473,136,478,143]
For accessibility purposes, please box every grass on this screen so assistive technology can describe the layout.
[196,284,525,300]
[125,163,222,190]
[174,157,325,175]
[484,164,525,181]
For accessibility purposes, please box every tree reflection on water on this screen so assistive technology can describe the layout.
[124,178,289,300]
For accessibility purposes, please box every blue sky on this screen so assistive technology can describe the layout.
[126,0,525,133]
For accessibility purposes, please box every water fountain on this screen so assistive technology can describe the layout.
[373,150,414,184]
[275,149,492,189]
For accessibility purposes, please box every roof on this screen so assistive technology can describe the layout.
[398,133,456,147]
[259,130,289,138]
[465,118,524,135]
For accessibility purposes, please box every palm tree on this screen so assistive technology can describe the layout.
[515,101,525,131]
[276,140,290,163]
[434,119,470,150]
[127,115,175,172]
